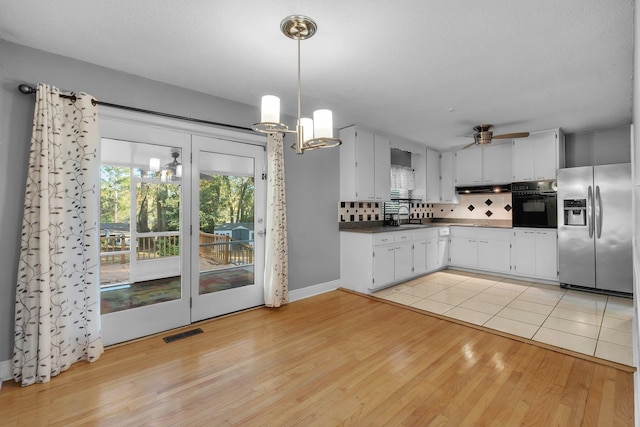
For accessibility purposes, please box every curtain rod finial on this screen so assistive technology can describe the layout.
[18,84,36,95]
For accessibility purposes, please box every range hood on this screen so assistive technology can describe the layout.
[455,184,511,195]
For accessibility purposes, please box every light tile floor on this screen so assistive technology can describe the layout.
[373,269,635,366]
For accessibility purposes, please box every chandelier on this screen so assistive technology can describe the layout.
[252,15,342,154]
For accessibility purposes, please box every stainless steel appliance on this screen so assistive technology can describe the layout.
[512,180,557,228]
[557,164,632,295]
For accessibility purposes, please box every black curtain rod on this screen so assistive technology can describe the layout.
[17,84,254,133]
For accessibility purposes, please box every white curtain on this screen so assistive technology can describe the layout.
[390,164,416,191]
[13,83,103,386]
[264,132,289,307]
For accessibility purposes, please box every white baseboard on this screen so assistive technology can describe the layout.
[288,279,340,302]
[0,359,11,389]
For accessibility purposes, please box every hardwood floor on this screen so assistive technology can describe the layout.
[0,290,634,426]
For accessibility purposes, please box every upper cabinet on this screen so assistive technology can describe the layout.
[440,151,459,203]
[340,126,391,201]
[512,129,565,182]
[482,143,513,184]
[454,147,482,185]
[454,143,512,186]
[425,148,441,203]
[411,147,427,201]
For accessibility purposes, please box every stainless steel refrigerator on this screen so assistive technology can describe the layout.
[557,164,632,294]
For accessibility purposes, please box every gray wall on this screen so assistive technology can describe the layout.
[565,125,631,167]
[0,40,340,362]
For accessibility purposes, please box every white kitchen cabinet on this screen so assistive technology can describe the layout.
[374,134,391,200]
[513,129,565,182]
[534,230,558,279]
[341,228,449,294]
[455,143,512,186]
[477,228,511,273]
[413,231,428,275]
[427,236,450,271]
[482,143,512,184]
[436,236,449,270]
[425,237,438,272]
[512,230,536,276]
[450,227,512,274]
[450,237,477,268]
[454,147,483,186]
[512,228,558,280]
[411,148,427,201]
[373,243,396,286]
[339,126,391,201]
[449,227,479,269]
[394,241,414,281]
[426,148,441,203]
[440,151,459,203]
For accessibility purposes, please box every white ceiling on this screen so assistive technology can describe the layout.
[0,0,634,151]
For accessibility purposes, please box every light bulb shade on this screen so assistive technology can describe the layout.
[300,117,314,142]
[176,164,182,178]
[313,109,333,139]
[150,157,161,172]
[261,95,280,123]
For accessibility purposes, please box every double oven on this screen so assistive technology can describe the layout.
[511,180,558,228]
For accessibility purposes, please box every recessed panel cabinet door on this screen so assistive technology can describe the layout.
[455,147,482,186]
[513,230,536,276]
[356,129,376,200]
[450,237,477,268]
[374,135,391,200]
[373,245,395,287]
[483,143,512,184]
[535,230,558,280]
[414,239,427,275]
[395,241,413,281]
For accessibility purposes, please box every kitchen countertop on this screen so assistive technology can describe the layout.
[340,219,512,233]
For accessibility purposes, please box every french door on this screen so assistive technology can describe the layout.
[98,114,265,345]
[191,135,265,322]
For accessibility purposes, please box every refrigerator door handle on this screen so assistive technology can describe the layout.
[587,185,594,238]
[595,185,603,239]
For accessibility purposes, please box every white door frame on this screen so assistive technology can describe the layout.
[99,107,265,346]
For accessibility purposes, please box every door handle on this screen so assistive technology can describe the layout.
[257,230,266,237]
[595,185,602,239]
[587,185,593,238]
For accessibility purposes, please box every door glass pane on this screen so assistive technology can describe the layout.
[99,139,183,313]
[198,152,255,295]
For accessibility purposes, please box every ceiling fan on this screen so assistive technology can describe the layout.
[463,124,529,149]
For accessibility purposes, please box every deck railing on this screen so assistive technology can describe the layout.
[100,231,253,266]
[199,231,253,266]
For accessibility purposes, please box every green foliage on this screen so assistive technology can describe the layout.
[101,166,254,236]
[100,166,131,224]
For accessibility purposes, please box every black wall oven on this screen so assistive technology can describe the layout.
[512,180,558,228]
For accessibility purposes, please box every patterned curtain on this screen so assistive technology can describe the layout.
[264,132,289,307]
[13,83,103,386]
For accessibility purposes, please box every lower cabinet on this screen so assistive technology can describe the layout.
[340,226,558,295]
[413,232,428,276]
[449,227,511,274]
[512,228,558,280]
[340,227,448,293]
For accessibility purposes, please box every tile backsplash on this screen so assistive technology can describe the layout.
[338,201,434,223]
[338,201,383,223]
[433,193,513,221]
[338,193,513,223]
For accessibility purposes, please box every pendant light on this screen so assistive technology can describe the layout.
[252,15,342,154]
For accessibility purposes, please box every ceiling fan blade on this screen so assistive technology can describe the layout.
[493,132,530,139]
[463,141,477,149]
